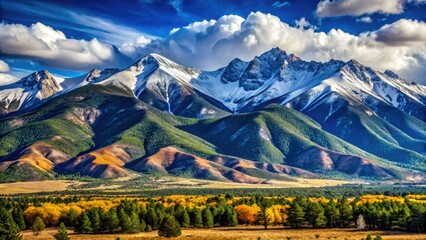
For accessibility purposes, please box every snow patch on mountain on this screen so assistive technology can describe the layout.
[1,48,425,120]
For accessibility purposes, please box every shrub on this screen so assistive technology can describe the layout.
[53,222,70,240]
[31,217,45,236]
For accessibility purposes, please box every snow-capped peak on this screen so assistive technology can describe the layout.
[84,68,120,82]
[0,69,63,114]
[19,70,58,88]
[1,49,424,121]
[384,70,400,79]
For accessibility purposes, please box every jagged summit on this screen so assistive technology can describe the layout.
[84,68,120,82]
[0,69,63,114]
[384,69,400,79]
[18,69,62,99]
[1,49,425,120]
[19,69,57,88]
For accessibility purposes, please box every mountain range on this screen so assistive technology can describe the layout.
[0,47,425,183]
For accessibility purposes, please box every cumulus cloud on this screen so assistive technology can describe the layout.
[371,19,426,46]
[295,18,313,29]
[123,12,426,84]
[0,22,130,71]
[356,17,373,23]
[120,36,152,58]
[2,12,425,84]
[0,60,10,72]
[315,0,404,17]
[0,74,18,86]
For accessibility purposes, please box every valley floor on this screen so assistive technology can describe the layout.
[21,226,426,240]
[0,177,352,195]
[0,180,81,194]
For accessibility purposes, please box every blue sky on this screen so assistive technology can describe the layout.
[0,0,426,83]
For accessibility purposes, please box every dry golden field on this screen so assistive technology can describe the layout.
[21,226,426,240]
[0,177,352,195]
[0,180,81,194]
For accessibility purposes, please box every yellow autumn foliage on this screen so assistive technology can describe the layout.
[235,204,260,224]
[268,204,288,225]
[24,203,82,226]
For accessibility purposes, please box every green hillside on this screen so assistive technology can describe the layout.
[181,104,392,166]
[0,85,417,181]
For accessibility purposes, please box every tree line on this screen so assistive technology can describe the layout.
[0,194,425,239]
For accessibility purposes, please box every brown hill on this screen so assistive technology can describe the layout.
[212,156,316,179]
[127,147,317,183]
[292,146,395,179]
[0,143,71,181]
[56,144,132,178]
[0,143,70,172]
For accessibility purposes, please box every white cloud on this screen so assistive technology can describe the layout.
[120,36,152,58]
[2,12,425,85]
[0,60,10,72]
[0,73,18,86]
[356,17,373,23]
[371,19,426,46]
[0,22,129,71]
[295,18,313,29]
[1,1,151,47]
[315,0,404,17]
[125,12,426,84]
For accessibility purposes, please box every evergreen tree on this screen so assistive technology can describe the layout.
[378,210,391,229]
[211,206,222,225]
[305,202,326,228]
[145,208,159,229]
[75,212,92,233]
[255,198,271,230]
[87,208,101,233]
[287,202,305,228]
[139,207,147,224]
[53,222,70,240]
[128,212,141,233]
[118,208,132,233]
[105,208,120,233]
[364,202,377,229]
[396,205,411,229]
[174,205,190,228]
[65,208,79,227]
[155,207,165,229]
[220,206,238,227]
[31,216,45,236]
[202,207,214,228]
[407,203,426,232]
[193,208,203,228]
[12,207,26,231]
[325,201,340,228]
[140,219,147,232]
[0,206,22,240]
[158,215,182,238]
[338,198,352,227]
[181,209,190,228]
